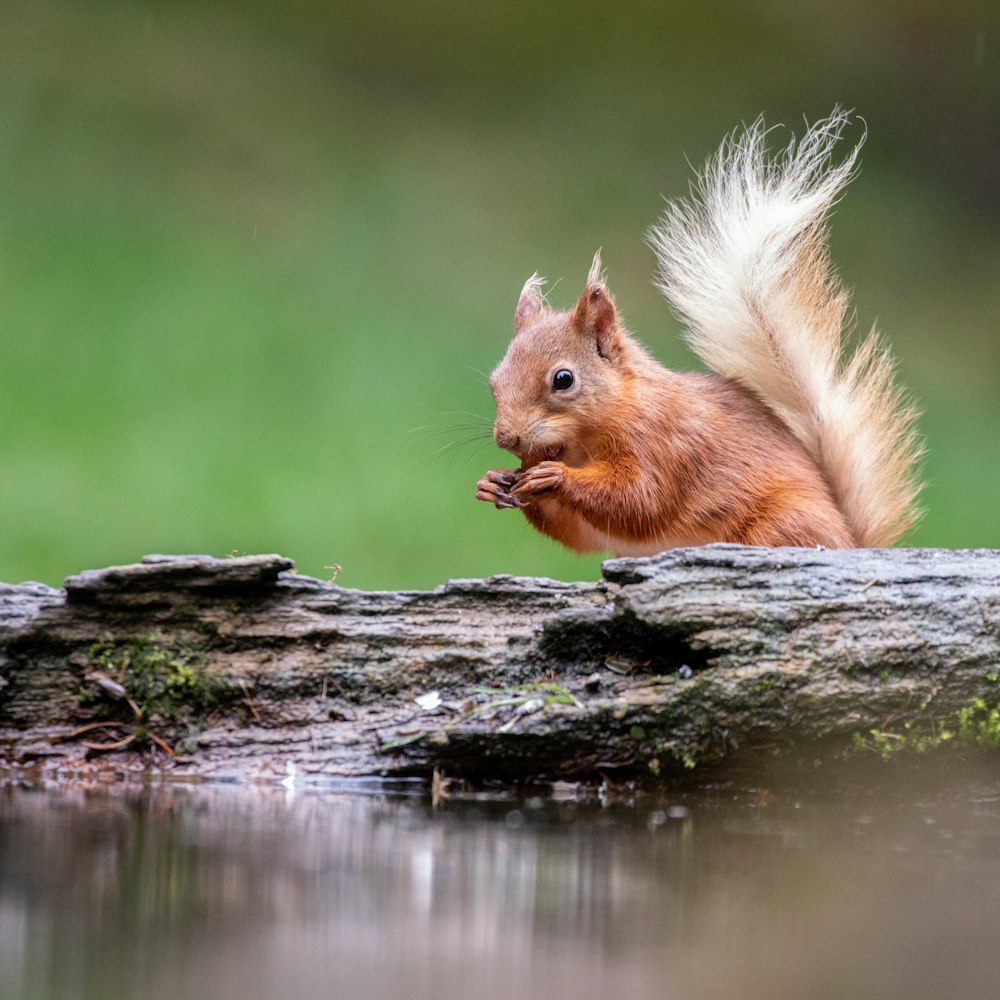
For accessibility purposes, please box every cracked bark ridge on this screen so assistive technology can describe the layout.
[1,547,999,784]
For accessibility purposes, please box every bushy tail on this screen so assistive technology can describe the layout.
[648,109,922,547]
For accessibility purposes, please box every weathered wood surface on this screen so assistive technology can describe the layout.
[1,547,999,784]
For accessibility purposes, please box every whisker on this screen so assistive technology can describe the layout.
[432,433,495,460]
[409,410,492,431]
[436,408,493,421]
[409,411,492,434]
[412,424,493,439]
[431,434,493,462]
[459,439,497,465]
[464,365,492,386]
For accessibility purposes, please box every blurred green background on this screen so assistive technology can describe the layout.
[1,0,997,589]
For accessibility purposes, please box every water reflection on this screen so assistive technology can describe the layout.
[3,771,1000,1000]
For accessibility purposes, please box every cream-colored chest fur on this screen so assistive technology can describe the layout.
[531,497,713,556]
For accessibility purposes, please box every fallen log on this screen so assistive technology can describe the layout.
[1,547,999,784]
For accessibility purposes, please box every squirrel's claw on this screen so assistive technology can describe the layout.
[512,460,565,499]
[476,487,523,510]
[476,469,524,509]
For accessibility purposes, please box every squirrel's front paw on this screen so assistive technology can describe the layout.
[476,469,523,510]
[512,460,565,503]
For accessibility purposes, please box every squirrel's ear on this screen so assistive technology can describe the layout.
[571,252,621,356]
[514,274,546,335]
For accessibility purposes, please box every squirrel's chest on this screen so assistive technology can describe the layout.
[525,497,708,556]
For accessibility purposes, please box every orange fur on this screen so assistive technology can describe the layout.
[475,113,922,555]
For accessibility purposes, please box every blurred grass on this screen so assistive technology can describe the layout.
[0,0,997,588]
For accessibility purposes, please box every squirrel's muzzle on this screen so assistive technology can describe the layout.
[493,422,521,454]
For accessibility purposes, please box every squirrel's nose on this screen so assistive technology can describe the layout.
[493,422,520,453]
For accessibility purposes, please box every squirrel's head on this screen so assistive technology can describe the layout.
[489,252,630,469]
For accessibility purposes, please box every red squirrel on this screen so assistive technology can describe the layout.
[475,111,922,553]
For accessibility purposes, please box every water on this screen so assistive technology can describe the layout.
[3,767,1000,1000]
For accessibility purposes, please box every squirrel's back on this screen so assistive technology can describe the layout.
[648,110,922,546]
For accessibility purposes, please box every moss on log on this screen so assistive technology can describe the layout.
[1,547,999,784]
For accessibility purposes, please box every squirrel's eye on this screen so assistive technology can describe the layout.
[552,369,575,391]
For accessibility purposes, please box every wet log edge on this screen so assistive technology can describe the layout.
[1,546,999,785]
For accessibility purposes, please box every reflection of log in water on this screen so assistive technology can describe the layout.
[1,548,999,782]
[4,775,1000,1000]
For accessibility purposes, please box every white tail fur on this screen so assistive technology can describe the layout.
[649,109,922,546]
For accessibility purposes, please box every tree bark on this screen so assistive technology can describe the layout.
[2,547,999,784]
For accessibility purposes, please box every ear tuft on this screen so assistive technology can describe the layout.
[514,273,547,335]
[586,249,605,288]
